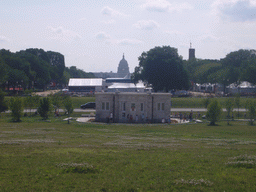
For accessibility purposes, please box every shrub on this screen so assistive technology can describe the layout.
[206,99,222,125]
[63,96,73,115]
[0,89,8,113]
[9,97,23,122]
[38,97,51,120]
[246,100,256,125]
[225,98,234,125]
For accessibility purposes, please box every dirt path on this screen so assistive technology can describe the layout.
[34,90,61,97]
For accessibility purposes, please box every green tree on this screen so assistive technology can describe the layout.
[246,100,256,125]
[50,93,62,115]
[206,99,222,126]
[38,97,51,120]
[132,46,190,92]
[0,89,8,113]
[9,97,23,122]
[63,96,73,115]
[225,98,234,125]
[235,93,241,118]
[23,95,40,116]
[203,97,211,108]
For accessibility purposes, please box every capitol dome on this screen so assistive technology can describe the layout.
[117,54,130,78]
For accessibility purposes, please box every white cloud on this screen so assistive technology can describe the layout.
[47,26,82,42]
[118,39,143,46]
[101,6,128,17]
[142,0,193,13]
[133,20,159,30]
[0,35,10,43]
[95,32,110,40]
[101,19,116,25]
[164,30,184,35]
[212,0,256,22]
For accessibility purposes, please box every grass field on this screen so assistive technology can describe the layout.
[1,113,256,191]
[70,96,253,109]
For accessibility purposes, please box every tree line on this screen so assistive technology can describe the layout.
[132,46,256,92]
[0,48,94,92]
[1,92,74,122]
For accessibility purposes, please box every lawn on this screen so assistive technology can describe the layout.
[1,113,256,191]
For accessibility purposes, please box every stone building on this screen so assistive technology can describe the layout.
[189,43,195,60]
[95,92,171,123]
[117,54,130,78]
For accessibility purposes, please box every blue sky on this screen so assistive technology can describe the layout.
[1,0,256,73]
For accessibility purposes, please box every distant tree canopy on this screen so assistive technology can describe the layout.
[0,48,94,91]
[183,49,256,85]
[132,46,190,92]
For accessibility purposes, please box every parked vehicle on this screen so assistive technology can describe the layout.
[80,102,96,109]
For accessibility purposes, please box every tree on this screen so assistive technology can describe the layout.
[9,97,23,122]
[63,96,73,115]
[23,95,40,116]
[235,93,241,118]
[0,89,8,113]
[225,98,234,125]
[50,93,62,115]
[206,99,222,125]
[246,100,256,125]
[203,97,211,108]
[132,46,190,92]
[38,97,51,120]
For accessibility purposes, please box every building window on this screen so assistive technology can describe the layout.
[157,103,165,111]
[141,103,144,111]
[123,102,126,111]
[131,103,135,111]
[102,102,110,110]
[106,102,110,110]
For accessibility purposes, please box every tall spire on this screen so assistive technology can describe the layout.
[123,53,125,59]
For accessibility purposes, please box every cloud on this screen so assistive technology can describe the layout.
[101,6,127,17]
[0,35,10,43]
[47,26,82,42]
[212,0,256,22]
[142,0,193,13]
[133,20,159,30]
[118,39,143,46]
[95,32,110,40]
[164,30,184,35]
[101,19,116,25]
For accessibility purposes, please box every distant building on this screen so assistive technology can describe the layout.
[107,81,146,93]
[93,54,130,79]
[68,78,103,92]
[189,43,195,60]
[95,92,171,123]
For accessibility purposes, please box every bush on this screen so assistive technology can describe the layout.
[206,99,222,125]
[9,97,23,122]
[38,97,51,120]
[0,89,8,113]
[63,96,73,115]
[246,100,256,125]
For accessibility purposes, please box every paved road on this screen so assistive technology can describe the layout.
[4,108,247,113]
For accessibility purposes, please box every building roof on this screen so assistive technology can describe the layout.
[108,82,145,89]
[68,78,103,87]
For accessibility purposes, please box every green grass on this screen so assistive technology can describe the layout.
[171,97,254,108]
[71,96,95,108]
[1,113,256,191]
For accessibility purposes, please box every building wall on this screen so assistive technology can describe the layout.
[95,92,171,123]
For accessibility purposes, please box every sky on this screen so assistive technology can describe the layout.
[1,0,256,73]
